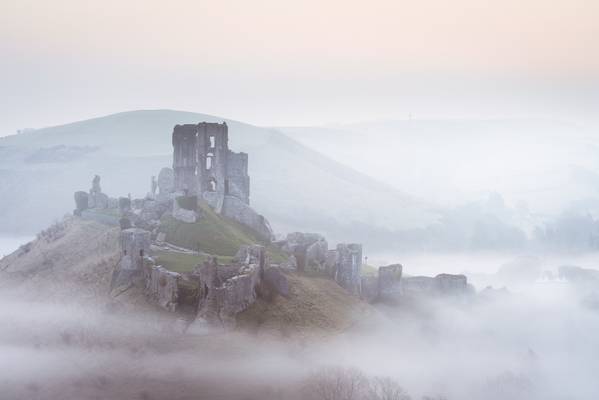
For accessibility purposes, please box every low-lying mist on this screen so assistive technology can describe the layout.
[2,254,598,400]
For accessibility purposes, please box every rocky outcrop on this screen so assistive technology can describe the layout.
[221,195,273,241]
[144,265,181,312]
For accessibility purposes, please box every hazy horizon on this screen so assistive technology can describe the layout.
[2,0,599,134]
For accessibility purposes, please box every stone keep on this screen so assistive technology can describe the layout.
[334,243,362,295]
[172,122,249,211]
[171,122,272,240]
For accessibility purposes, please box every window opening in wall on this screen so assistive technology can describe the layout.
[206,153,214,170]
[209,178,217,192]
[209,135,215,148]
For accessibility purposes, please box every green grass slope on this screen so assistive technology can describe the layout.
[158,202,264,256]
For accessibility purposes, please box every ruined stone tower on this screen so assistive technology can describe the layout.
[172,122,250,212]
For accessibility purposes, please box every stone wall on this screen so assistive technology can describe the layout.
[226,150,250,204]
[194,245,267,329]
[144,265,181,312]
[334,243,362,295]
[279,232,328,272]
[110,228,151,293]
[120,228,151,270]
[401,273,470,297]
[378,264,403,299]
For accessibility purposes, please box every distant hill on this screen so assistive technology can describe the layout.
[0,110,436,244]
[280,119,599,216]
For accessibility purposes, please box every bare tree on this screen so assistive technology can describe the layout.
[302,366,367,400]
[366,376,412,400]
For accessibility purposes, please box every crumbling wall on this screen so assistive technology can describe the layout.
[401,273,470,297]
[145,265,181,312]
[279,232,328,271]
[360,276,379,302]
[226,150,250,204]
[235,244,266,266]
[172,124,198,194]
[378,264,403,300]
[334,243,362,295]
[111,228,151,292]
[325,249,338,275]
[194,245,267,329]
[119,228,151,269]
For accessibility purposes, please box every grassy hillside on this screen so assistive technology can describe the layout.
[0,217,122,303]
[237,271,373,338]
[159,201,264,256]
[281,119,599,216]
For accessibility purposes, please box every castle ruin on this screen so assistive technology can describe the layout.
[172,122,272,240]
[172,122,249,212]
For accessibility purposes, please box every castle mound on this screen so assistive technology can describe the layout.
[1,218,371,337]
[0,217,121,303]
[237,272,373,338]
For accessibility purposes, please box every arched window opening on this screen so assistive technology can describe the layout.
[206,153,214,170]
[208,178,217,192]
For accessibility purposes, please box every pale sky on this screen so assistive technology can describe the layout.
[1,0,598,134]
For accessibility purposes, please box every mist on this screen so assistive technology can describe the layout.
[2,255,599,400]
[2,0,599,399]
